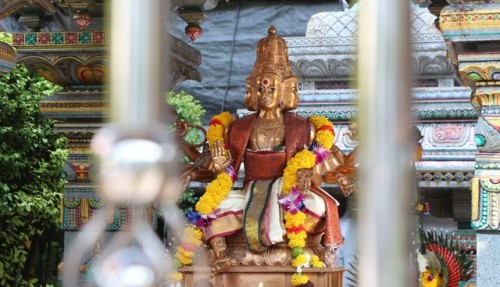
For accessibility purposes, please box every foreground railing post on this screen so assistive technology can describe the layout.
[63,1,181,286]
[357,1,413,286]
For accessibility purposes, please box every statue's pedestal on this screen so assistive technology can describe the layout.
[181,231,344,286]
[182,266,344,287]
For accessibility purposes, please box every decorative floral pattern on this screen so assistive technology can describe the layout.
[38,33,51,44]
[25,34,37,45]
[79,32,92,44]
[10,32,108,46]
[65,33,78,44]
[51,33,64,45]
[13,34,24,45]
[93,32,105,44]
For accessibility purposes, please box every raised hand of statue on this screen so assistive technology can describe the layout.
[338,175,358,197]
[324,245,337,267]
[210,139,232,173]
[173,120,189,138]
[297,168,314,193]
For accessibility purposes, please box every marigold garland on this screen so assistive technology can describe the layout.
[195,172,233,215]
[310,115,335,150]
[176,246,194,265]
[284,211,307,228]
[172,112,236,283]
[310,255,325,268]
[292,254,308,267]
[281,116,335,287]
[206,111,234,147]
[282,149,316,195]
[291,273,310,286]
[184,226,203,245]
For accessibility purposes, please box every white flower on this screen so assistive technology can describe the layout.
[417,252,428,273]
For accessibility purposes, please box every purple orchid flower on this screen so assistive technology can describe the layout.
[279,187,306,214]
[194,210,219,228]
[313,146,331,165]
[225,164,237,182]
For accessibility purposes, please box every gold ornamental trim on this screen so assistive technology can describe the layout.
[40,101,106,113]
[0,42,16,62]
[473,90,500,108]
[471,178,479,221]
[440,9,500,32]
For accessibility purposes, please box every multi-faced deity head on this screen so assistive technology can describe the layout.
[244,26,300,112]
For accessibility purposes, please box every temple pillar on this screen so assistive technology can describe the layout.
[439,2,500,286]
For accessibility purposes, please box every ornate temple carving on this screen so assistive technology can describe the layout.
[0,0,55,19]
[278,6,477,192]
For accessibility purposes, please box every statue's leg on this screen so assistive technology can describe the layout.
[209,237,231,275]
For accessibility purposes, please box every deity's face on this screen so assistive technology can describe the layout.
[244,77,257,111]
[282,76,299,111]
[255,73,283,111]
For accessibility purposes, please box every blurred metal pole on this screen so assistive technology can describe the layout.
[110,0,168,129]
[357,1,412,287]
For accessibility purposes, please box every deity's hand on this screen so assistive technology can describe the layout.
[210,139,232,173]
[173,120,189,138]
[297,168,314,193]
[338,175,358,197]
[324,245,337,267]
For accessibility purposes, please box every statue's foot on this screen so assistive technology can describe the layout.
[324,246,338,267]
[210,257,231,277]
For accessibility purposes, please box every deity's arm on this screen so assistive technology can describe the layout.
[308,122,358,196]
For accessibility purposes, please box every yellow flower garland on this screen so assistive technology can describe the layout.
[176,246,194,265]
[291,274,309,286]
[172,112,236,283]
[195,172,233,215]
[310,255,325,268]
[310,115,335,149]
[206,111,234,148]
[184,226,203,245]
[282,150,316,195]
[283,115,335,286]
[292,254,308,267]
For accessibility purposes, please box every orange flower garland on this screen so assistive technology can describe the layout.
[171,112,235,282]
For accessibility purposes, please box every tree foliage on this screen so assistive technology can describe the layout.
[166,91,205,214]
[0,65,68,286]
[166,90,206,145]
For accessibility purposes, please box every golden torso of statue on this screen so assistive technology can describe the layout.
[248,116,286,151]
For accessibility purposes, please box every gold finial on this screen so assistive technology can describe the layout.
[268,26,277,35]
